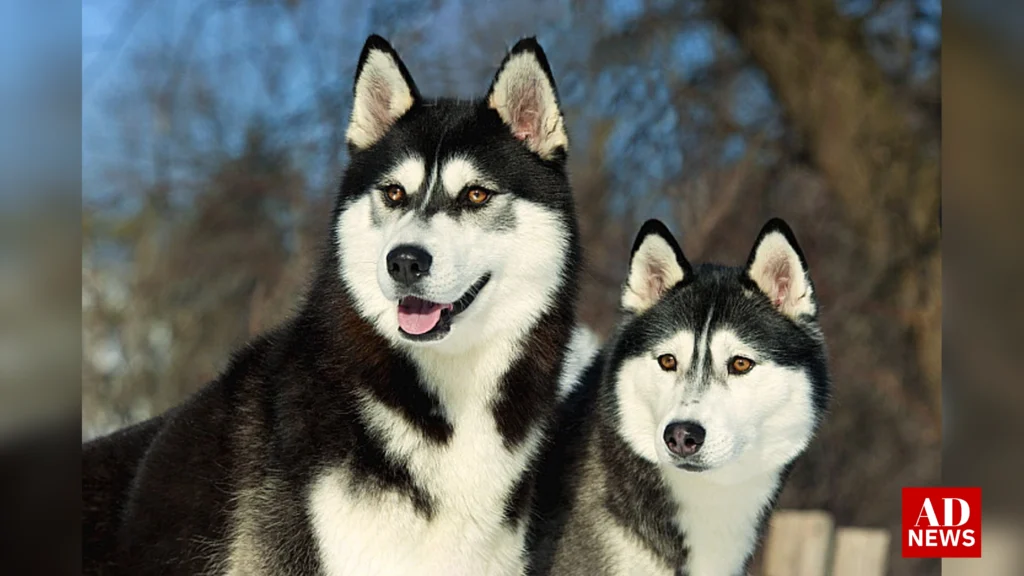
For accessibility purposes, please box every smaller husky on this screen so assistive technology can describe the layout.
[529,219,831,576]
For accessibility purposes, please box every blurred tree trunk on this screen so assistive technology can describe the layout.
[714,0,942,421]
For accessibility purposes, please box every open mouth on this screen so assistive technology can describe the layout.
[396,274,491,341]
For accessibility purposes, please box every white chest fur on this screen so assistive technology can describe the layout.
[600,521,676,576]
[664,468,780,576]
[309,347,543,576]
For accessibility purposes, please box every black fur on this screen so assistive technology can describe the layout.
[83,35,580,575]
[526,352,605,575]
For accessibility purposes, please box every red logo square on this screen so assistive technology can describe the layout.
[902,487,982,558]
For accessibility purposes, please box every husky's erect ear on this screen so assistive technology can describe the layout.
[346,35,420,151]
[621,220,691,314]
[745,218,817,319]
[486,38,568,161]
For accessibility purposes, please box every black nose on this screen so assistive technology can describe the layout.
[386,245,433,286]
[663,421,706,457]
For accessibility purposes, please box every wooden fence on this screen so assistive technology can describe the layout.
[756,510,892,576]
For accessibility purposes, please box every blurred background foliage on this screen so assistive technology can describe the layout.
[82,0,940,573]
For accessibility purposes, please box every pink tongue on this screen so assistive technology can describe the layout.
[397,298,454,335]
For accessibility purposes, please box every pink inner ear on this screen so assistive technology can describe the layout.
[646,262,666,299]
[773,277,790,308]
[766,258,791,308]
[509,80,541,142]
[366,75,393,130]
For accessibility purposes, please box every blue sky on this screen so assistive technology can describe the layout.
[81,0,721,205]
[79,0,941,212]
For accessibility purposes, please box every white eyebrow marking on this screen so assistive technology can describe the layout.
[441,156,484,198]
[384,156,426,196]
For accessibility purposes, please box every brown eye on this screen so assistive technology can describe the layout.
[466,188,491,205]
[658,354,677,372]
[383,185,406,205]
[728,356,755,375]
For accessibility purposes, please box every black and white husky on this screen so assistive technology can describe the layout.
[528,219,831,576]
[83,35,583,576]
